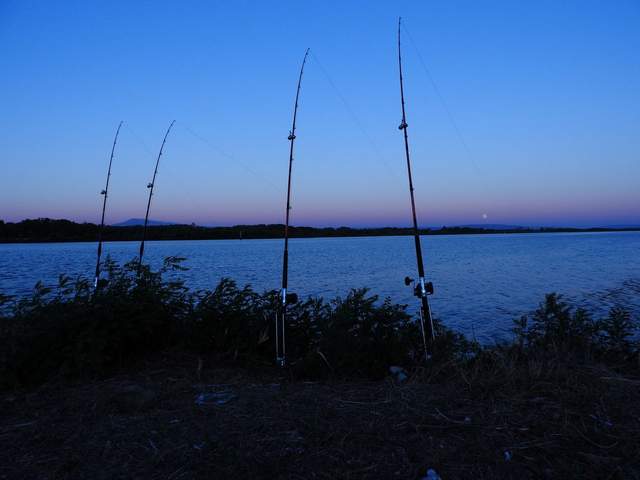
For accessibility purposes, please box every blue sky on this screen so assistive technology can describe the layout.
[0,0,638,227]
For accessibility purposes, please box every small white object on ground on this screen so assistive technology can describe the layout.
[195,391,236,406]
[423,468,441,480]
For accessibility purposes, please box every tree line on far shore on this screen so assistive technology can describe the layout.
[2,218,636,244]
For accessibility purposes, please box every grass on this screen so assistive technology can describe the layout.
[1,353,639,479]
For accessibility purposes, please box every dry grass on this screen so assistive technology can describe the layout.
[1,352,639,480]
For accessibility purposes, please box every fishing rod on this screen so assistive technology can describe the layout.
[397,18,435,360]
[94,121,123,290]
[138,120,175,273]
[276,48,309,367]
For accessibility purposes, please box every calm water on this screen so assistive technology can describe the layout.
[1,232,638,342]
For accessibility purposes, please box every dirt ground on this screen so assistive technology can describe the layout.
[1,353,639,479]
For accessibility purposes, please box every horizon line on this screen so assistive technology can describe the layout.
[3,217,640,231]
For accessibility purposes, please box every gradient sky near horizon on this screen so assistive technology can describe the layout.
[1,1,638,228]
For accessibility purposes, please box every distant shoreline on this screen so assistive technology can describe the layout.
[1,218,639,244]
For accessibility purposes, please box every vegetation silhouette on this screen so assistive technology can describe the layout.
[0,258,636,389]
[2,218,638,244]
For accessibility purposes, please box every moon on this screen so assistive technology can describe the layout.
[482,213,488,220]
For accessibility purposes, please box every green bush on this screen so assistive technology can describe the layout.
[513,293,637,362]
[598,307,637,358]
[0,257,191,387]
[301,289,414,377]
[0,259,637,389]
[188,278,272,361]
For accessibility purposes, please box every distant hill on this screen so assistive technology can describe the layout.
[112,218,178,227]
[603,224,640,229]
[455,224,528,230]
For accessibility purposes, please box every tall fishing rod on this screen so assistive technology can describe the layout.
[94,121,123,289]
[276,48,309,367]
[138,120,175,273]
[397,18,435,359]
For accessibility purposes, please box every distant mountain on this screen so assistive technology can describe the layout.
[452,224,529,230]
[112,218,178,227]
[602,224,640,229]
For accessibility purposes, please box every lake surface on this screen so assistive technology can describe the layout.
[1,232,638,342]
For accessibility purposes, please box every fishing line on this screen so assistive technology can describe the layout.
[122,123,156,157]
[401,22,481,174]
[397,17,434,360]
[403,20,494,344]
[309,50,402,181]
[178,122,281,193]
[402,21,494,224]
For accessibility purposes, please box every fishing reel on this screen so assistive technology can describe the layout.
[288,131,296,141]
[147,182,153,189]
[100,189,107,195]
[398,121,408,130]
[404,276,434,297]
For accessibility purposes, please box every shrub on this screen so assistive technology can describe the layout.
[0,257,192,387]
[188,278,272,362]
[513,293,637,362]
[0,260,637,390]
[514,293,597,357]
[598,307,637,358]
[305,289,413,377]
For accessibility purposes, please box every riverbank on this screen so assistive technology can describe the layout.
[1,260,638,478]
[2,218,638,244]
[1,352,639,479]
